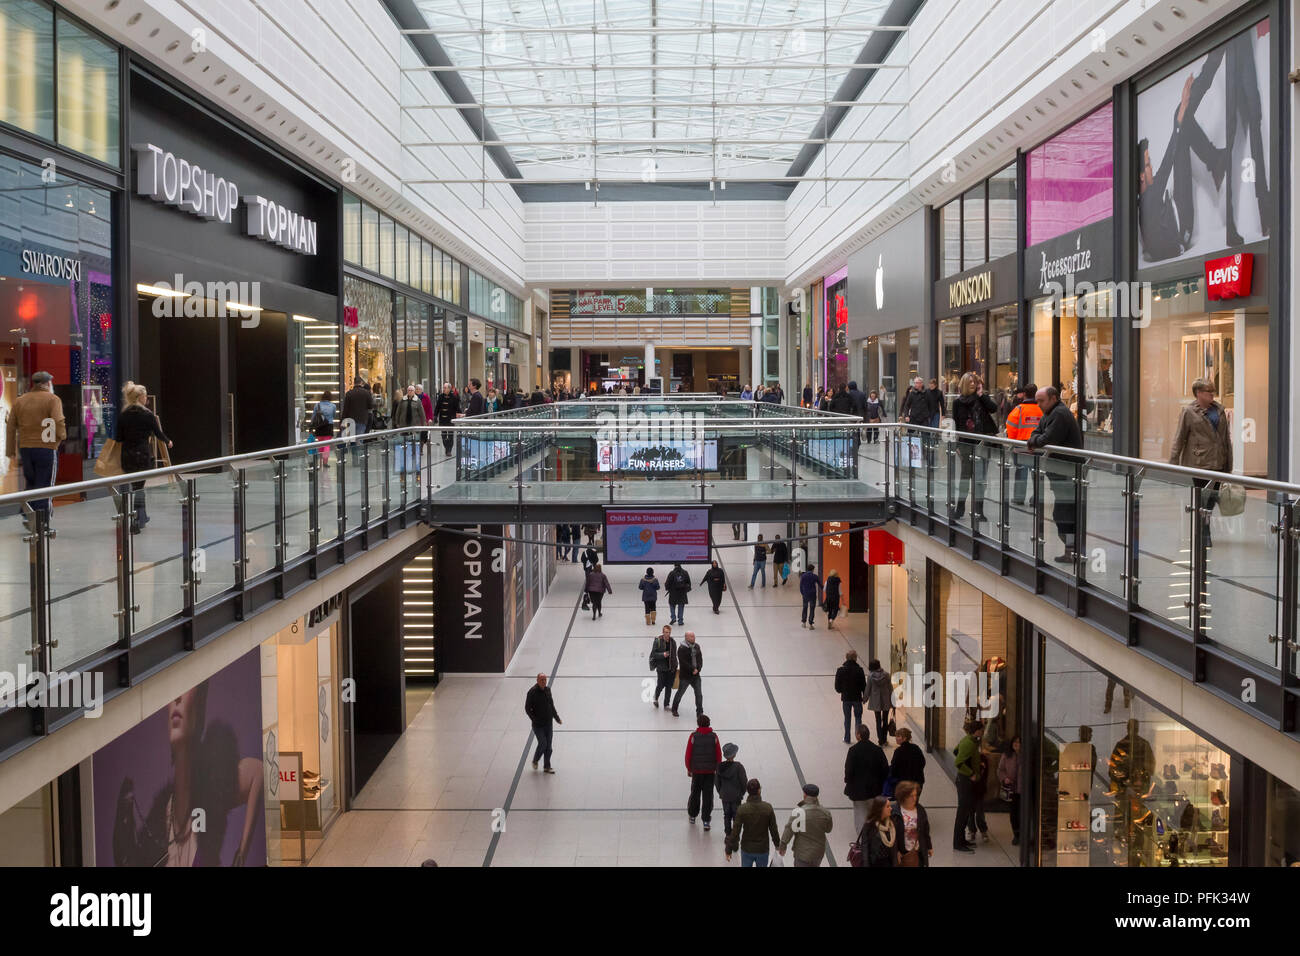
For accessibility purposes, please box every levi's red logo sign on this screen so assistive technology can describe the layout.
[1204,253,1253,301]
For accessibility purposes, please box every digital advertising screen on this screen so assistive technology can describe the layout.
[595,439,718,473]
[604,507,711,564]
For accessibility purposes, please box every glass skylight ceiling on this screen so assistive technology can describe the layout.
[407,0,895,182]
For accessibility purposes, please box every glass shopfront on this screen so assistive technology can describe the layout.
[343,274,393,410]
[261,613,343,866]
[1038,635,1231,867]
[861,328,918,421]
[0,153,115,492]
[0,784,56,865]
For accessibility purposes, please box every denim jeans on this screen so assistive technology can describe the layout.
[801,594,817,624]
[532,722,554,768]
[669,601,685,624]
[740,851,769,867]
[749,561,766,587]
[841,700,863,742]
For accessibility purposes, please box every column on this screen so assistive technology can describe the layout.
[644,342,656,391]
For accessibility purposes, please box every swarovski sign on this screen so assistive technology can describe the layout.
[21,249,82,281]
[133,142,318,255]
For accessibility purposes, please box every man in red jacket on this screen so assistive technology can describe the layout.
[685,714,723,830]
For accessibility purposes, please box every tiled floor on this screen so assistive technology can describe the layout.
[312,523,1019,868]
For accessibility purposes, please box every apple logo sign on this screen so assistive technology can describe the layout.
[874,254,884,310]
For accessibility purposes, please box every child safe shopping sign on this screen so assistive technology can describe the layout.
[604,508,711,564]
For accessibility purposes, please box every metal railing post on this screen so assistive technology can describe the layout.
[360,441,371,529]
[232,465,248,598]
[308,450,321,555]
[181,477,199,613]
[790,427,798,510]
[1122,468,1141,612]
[23,505,53,724]
[274,458,287,571]
[109,488,136,643]
[1190,481,1207,644]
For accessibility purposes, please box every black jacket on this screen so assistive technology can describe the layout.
[433,391,459,424]
[848,388,867,418]
[829,391,854,414]
[890,803,932,866]
[929,387,947,419]
[524,684,560,726]
[580,547,600,572]
[899,387,936,424]
[342,386,374,428]
[665,568,692,603]
[864,824,896,868]
[889,741,926,785]
[752,544,768,563]
[650,636,677,674]
[844,739,890,801]
[116,405,170,472]
[834,660,866,702]
[678,641,702,676]
[1028,401,1084,452]
[824,575,842,610]
[715,760,748,803]
[951,392,998,436]
[465,391,487,417]
[770,540,790,564]
[701,567,726,594]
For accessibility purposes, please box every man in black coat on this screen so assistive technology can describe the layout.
[464,378,487,417]
[888,726,926,789]
[524,673,562,773]
[769,535,790,588]
[433,383,459,453]
[665,562,692,625]
[847,381,867,421]
[844,724,889,835]
[700,561,726,613]
[649,626,677,709]
[342,377,375,435]
[1027,386,1085,565]
[834,650,868,744]
[671,632,703,718]
[898,377,936,426]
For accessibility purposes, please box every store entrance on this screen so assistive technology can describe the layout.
[138,294,289,463]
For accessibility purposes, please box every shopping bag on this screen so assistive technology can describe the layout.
[93,439,123,477]
[1216,482,1246,517]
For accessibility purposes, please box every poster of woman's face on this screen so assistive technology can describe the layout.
[93,649,266,867]
[1136,19,1271,267]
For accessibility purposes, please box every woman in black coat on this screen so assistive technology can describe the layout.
[823,570,843,628]
[949,371,998,522]
[700,561,726,613]
[888,727,926,788]
[862,796,897,868]
[115,381,172,534]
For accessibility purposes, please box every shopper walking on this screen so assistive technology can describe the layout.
[557,523,572,562]
[844,724,890,835]
[463,378,486,417]
[999,735,1024,846]
[724,779,781,867]
[649,626,677,709]
[415,383,434,424]
[580,540,600,573]
[952,720,985,852]
[1169,377,1232,547]
[731,521,743,541]
[928,378,946,428]
[701,560,727,613]
[6,370,66,524]
[671,631,703,717]
[638,566,661,625]
[778,784,833,867]
[889,727,926,793]
[890,780,933,867]
[715,743,747,837]
[748,534,768,588]
[665,562,692,625]
[798,563,822,629]
[770,535,790,587]
[865,390,883,442]
[823,569,843,627]
[834,650,867,744]
[685,714,722,829]
[525,673,562,773]
[342,377,374,435]
[951,372,999,522]
[865,658,892,746]
[859,797,897,868]
[1026,386,1085,564]
[568,523,581,562]
[898,377,936,426]
[1003,383,1042,505]
[585,562,613,619]
[310,389,337,464]
[433,383,459,454]
[115,381,172,535]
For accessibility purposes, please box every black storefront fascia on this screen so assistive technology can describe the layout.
[934,254,1018,322]
[127,66,339,462]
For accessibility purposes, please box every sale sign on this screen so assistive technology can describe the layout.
[1204,253,1253,301]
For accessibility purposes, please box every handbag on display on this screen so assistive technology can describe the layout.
[93,439,122,478]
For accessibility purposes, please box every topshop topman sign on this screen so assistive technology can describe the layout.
[132,143,318,256]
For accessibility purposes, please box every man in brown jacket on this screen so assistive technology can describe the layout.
[1169,377,1232,547]
[6,371,66,521]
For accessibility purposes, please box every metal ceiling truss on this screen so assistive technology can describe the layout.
[401,0,909,202]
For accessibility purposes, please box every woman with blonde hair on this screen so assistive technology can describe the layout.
[950,372,998,523]
[114,382,172,534]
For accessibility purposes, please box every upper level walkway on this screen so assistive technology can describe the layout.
[0,397,1297,770]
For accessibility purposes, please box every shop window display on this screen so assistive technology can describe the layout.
[1038,636,1230,867]
[343,275,392,403]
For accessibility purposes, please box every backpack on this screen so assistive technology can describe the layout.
[310,405,327,434]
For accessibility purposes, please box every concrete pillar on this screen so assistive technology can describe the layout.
[750,288,763,388]
[644,342,655,390]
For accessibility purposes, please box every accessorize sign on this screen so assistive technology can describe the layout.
[1204,253,1253,301]
[133,142,318,255]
